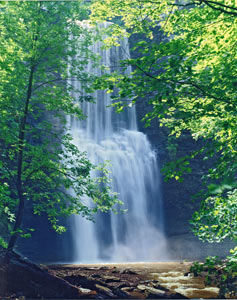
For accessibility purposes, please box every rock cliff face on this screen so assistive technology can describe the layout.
[17,211,73,263]
[134,97,233,260]
[129,32,233,260]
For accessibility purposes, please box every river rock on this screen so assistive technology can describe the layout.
[137,285,166,296]
[128,289,147,299]
[99,266,108,270]
[91,273,101,278]
[103,275,121,282]
[137,285,148,291]
[114,287,132,298]
[140,280,153,284]
[121,287,133,292]
[95,284,115,297]
[78,287,97,295]
[111,267,118,273]
[107,281,127,289]
[119,268,137,275]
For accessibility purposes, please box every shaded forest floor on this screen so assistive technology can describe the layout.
[0,252,222,299]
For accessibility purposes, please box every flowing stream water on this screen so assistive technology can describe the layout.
[68,23,167,263]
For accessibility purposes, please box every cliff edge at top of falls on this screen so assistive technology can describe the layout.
[0,252,221,299]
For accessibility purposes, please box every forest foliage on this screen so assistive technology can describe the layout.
[0,0,236,280]
[0,1,120,253]
[90,0,237,291]
[90,0,237,246]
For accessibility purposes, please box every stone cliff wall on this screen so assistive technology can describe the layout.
[135,97,233,260]
[130,28,233,260]
[130,31,233,259]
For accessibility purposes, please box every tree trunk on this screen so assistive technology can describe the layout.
[5,65,35,260]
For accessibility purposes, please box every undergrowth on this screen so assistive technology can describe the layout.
[190,247,237,298]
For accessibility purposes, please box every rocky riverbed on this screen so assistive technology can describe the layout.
[0,252,222,299]
[47,262,219,299]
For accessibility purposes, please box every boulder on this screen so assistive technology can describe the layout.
[103,275,121,282]
[137,285,166,296]
[119,268,138,275]
[0,251,90,299]
[95,284,115,297]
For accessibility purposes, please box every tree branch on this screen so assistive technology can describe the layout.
[200,0,237,12]
[130,61,230,103]
[138,0,237,16]
[201,0,237,16]
[32,77,82,92]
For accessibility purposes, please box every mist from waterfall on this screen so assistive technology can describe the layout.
[68,23,168,263]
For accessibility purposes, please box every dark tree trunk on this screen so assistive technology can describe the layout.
[5,65,35,260]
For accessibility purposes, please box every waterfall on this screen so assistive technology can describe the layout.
[68,23,167,263]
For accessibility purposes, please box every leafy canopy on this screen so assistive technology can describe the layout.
[89,0,237,244]
[0,1,120,250]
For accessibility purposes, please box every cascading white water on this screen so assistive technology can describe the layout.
[68,23,167,263]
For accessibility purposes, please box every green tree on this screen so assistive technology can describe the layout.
[0,1,119,259]
[90,0,237,245]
